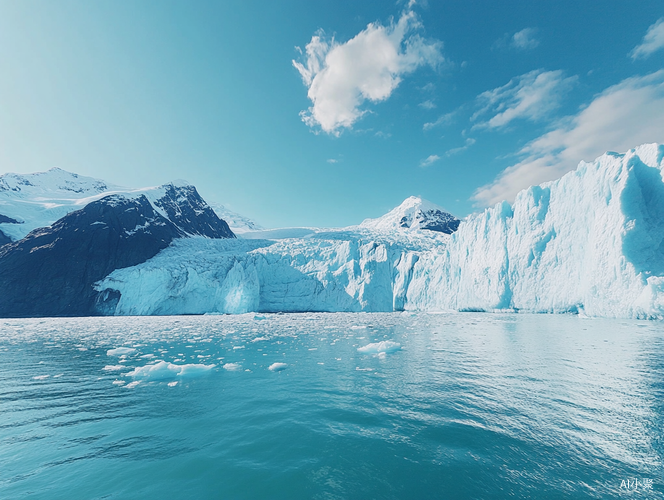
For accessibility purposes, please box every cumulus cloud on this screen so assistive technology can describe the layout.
[472,69,577,130]
[511,28,539,50]
[293,11,443,135]
[630,18,664,60]
[473,71,664,206]
[446,138,476,156]
[419,154,441,167]
[419,99,436,109]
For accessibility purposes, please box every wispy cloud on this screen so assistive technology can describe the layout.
[327,159,339,164]
[630,18,664,60]
[472,69,577,130]
[511,28,539,50]
[419,154,441,167]
[446,138,476,156]
[423,111,455,131]
[473,71,664,206]
[493,28,540,51]
[418,100,436,109]
[293,11,443,135]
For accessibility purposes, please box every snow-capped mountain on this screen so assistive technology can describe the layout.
[360,196,460,234]
[95,143,664,319]
[208,202,264,234]
[0,168,235,242]
[0,169,235,317]
[0,167,121,242]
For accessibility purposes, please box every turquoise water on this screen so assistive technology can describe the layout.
[0,313,662,499]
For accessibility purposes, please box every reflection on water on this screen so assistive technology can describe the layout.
[0,313,662,499]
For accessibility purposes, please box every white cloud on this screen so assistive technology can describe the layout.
[419,100,436,109]
[630,18,664,60]
[419,154,441,167]
[446,138,476,156]
[293,11,443,135]
[423,110,455,130]
[472,69,577,130]
[511,28,539,50]
[327,158,338,164]
[473,71,664,206]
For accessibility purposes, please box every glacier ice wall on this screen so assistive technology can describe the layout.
[97,143,664,319]
[407,143,664,318]
[95,233,439,315]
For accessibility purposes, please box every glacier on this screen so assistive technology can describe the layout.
[95,143,664,319]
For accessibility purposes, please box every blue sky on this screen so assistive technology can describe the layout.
[0,0,663,227]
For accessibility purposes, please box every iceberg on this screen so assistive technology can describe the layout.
[125,361,215,381]
[94,144,664,319]
[357,341,401,354]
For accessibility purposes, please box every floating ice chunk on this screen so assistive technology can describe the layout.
[233,346,245,350]
[112,380,125,385]
[252,337,268,343]
[223,363,242,371]
[107,347,136,356]
[102,365,124,371]
[33,375,49,380]
[125,361,215,381]
[140,354,155,359]
[168,381,178,387]
[125,381,140,389]
[268,362,288,372]
[357,341,401,354]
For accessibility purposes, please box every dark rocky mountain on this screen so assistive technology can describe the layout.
[153,184,235,238]
[399,208,460,234]
[0,185,234,318]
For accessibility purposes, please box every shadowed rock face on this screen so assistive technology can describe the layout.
[0,187,235,318]
[0,230,11,247]
[399,209,460,234]
[153,184,235,239]
[0,214,21,246]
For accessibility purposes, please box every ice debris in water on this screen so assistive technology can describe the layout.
[268,362,288,372]
[32,375,50,380]
[125,361,215,381]
[107,347,136,356]
[357,341,401,354]
[223,363,242,371]
[102,365,124,371]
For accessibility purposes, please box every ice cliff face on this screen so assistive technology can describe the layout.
[94,230,446,315]
[96,143,664,319]
[407,143,664,318]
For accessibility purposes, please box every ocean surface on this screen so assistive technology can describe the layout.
[0,312,662,499]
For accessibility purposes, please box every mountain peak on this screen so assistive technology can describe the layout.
[361,196,460,234]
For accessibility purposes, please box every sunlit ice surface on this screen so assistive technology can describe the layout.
[0,313,662,499]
